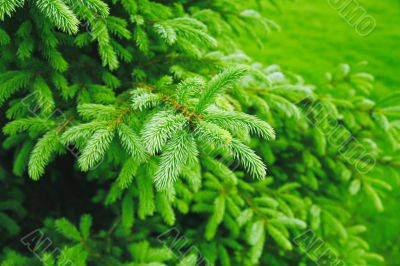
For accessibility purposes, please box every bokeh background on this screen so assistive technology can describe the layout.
[244,0,399,264]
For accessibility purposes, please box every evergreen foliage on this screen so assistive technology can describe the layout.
[0,0,398,265]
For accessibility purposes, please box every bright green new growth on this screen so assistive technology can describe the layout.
[0,0,25,20]
[34,0,79,34]
[0,0,398,265]
[196,66,248,113]
[154,129,198,190]
[28,129,61,180]
[128,68,275,187]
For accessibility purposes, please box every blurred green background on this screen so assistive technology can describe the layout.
[245,0,400,264]
[248,0,400,95]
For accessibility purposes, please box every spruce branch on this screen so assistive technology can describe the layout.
[117,158,138,189]
[230,138,266,179]
[154,129,198,190]
[28,129,61,180]
[194,120,233,146]
[34,0,80,34]
[3,117,55,136]
[0,71,32,106]
[205,108,275,140]
[118,123,146,161]
[33,77,55,114]
[77,104,118,121]
[78,126,115,171]
[0,0,24,20]
[196,66,248,113]
[141,111,187,155]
